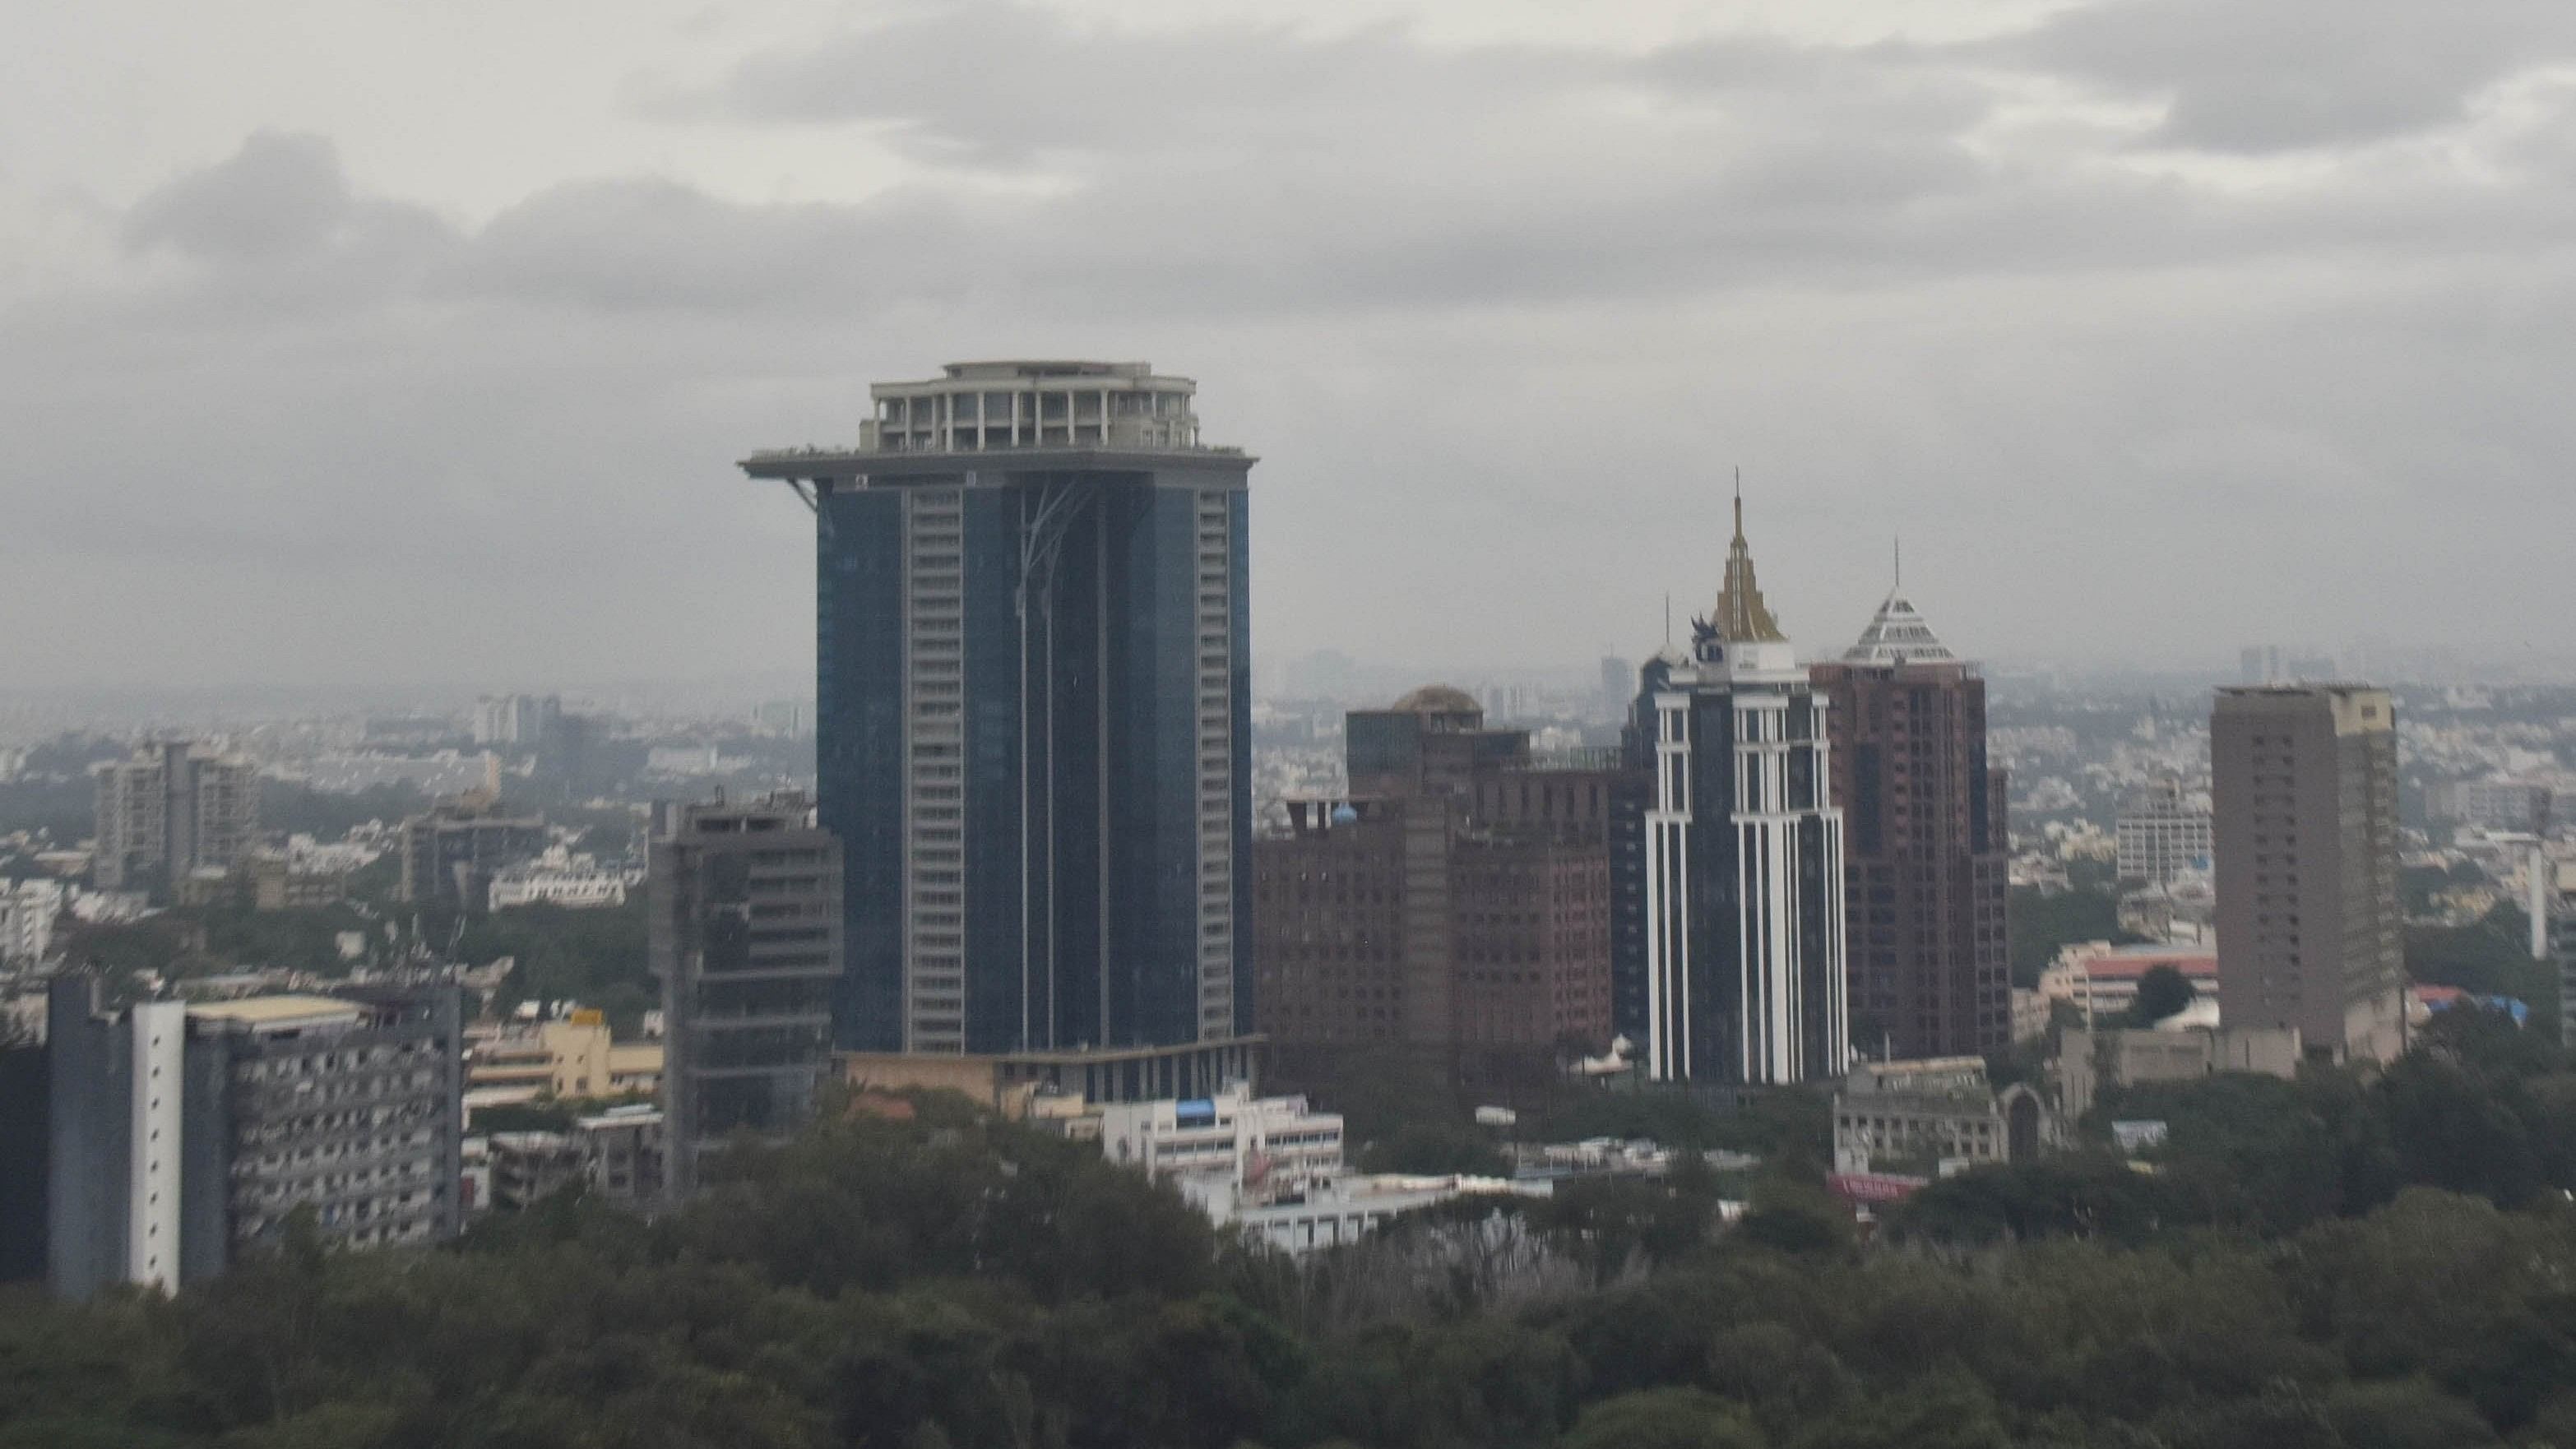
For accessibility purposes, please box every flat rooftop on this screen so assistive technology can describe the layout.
[187,994,365,1034]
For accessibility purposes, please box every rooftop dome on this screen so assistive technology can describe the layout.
[1389,684,1480,715]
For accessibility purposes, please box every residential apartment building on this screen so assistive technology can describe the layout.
[45,979,462,1299]
[2115,778,2213,887]
[2212,685,2407,1065]
[1813,584,2011,1061]
[2433,778,2554,837]
[399,795,549,917]
[652,792,841,1200]
[0,879,63,965]
[92,743,261,897]
[744,359,1253,1057]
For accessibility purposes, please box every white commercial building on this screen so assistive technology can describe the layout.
[1091,1086,1560,1256]
[2115,779,2212,887]
[1097,1085,1344,1200]
[1218,1174,1550,1257]
[487,846,641,911]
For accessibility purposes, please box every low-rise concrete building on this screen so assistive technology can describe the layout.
[466,1011,662,1100]
[1217,1173,1550,1257]
[483,1104,665,1211]
[1832,1057,2056,1176]
[1097,1085,1345,1201]
[837,1035,1263,1113]
[2037,942,2219,1021]
[2054,1023,2302,1119]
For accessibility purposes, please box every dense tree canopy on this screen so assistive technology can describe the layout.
[15,1018,2576,1449]
[2124,965,2195,1026]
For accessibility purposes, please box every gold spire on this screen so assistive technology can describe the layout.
[1713,471,1786,644]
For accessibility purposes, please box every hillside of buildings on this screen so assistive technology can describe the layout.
[12,1003,2576,1449]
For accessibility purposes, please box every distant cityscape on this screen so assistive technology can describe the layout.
[4,358,2574,1299]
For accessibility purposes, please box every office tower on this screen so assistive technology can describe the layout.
[398,795,549,917]
[753,700,810,738]
[744,360,1253,1057]
[2116,777,2214,887]
[2238,645,2337,685]
[474,693,563,750]
[1813,582,2010,1062]
[92,743,260,897]
[1254,690,1619,1070]
[651,791,841,1199]
[2212,685,2406,1065]
[46,978,461,1300]
[1632,498,1846,1085]
[1598,655,1634,720]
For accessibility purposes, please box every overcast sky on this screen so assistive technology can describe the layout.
[6,0,2575,693]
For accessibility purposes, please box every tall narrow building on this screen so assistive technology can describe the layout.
[1633,498,1847,1085]
[744,362,1253,1056]
[2211,684,2406,1066]
[1812,582,2010,1062]
[651,791,841,1199]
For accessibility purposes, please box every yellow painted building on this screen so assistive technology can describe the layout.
[467,1009,663,1100]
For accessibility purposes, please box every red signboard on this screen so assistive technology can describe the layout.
[1825,1172,1929,1206]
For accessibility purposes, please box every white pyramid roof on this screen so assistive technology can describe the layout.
[1844,592,1957,665]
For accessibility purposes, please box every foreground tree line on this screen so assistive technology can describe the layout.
[9,1015,2576,1447]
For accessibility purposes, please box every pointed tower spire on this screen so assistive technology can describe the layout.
[1712,472,1786,644]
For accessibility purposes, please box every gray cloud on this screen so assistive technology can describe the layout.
[123,132,354,262]
[7,0,2576,690]
[2000,0,2576,152]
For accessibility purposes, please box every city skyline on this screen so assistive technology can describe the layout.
[10,0,2576,690]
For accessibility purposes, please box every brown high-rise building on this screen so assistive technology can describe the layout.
[1253,688,1619,1072]
[1812,587,2011,1061]
[2212,684,2405,1066]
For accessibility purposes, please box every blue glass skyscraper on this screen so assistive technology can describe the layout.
[744,362,1254,1056]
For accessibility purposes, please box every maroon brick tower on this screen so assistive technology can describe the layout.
[1812,576,2012,1060]
[1254,687,1621,1090]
